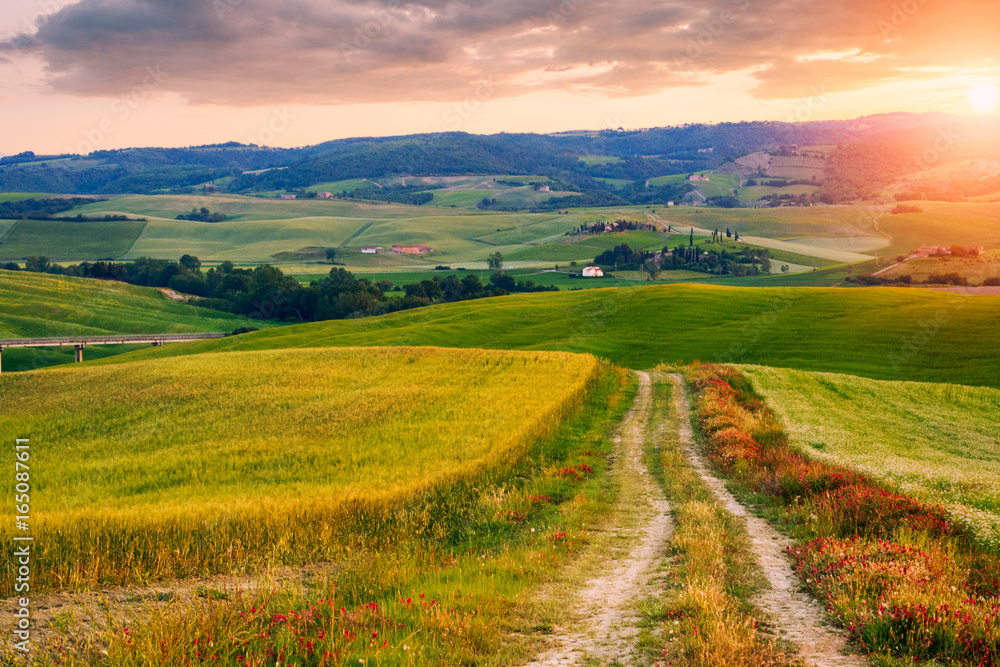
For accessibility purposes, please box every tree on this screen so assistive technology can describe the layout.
[644,259,662,281]
[781,264,790,274]
[179,254,201,271]
[487,252,504,270]
[326,248,337,262]
[689,228,694,246]
[25,256,50,273]
[489,271,516,292]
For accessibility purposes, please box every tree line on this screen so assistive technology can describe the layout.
[3,256,559,323]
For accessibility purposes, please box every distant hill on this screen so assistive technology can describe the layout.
[2,113,989,207]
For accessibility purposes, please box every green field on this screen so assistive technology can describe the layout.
[505,229,672,262]
[648,174,686,187]
[301,266,704,291]
[427,189,494,207]
[593,177,633,189]
[97,283,1000,388]
[577,155,622,165]
[305,178,372,193]
[0,192,51,202]
[744,366,1000,543]
[123,217,371,262]
[687,173,743,199]
[736,184,819,205]
[4,194,994,278]
[70,193,427,222]
[876,202,1000,256]
[0,219,147,260]
[0,269,261,371]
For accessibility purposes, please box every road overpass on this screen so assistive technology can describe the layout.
[0,333,227,373]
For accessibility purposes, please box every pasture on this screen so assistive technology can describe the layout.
[877,201,1000,256]
[0,269,258,372]
[687,173,742,199]
[97,283,1000,388]
[880,250,1000,284]
[123,217,371,262]
[3,194,995,282]
[647,174,687,187]
[0,219,147,260]
[0,192,51,202]
[577,155,622,165]
[736,184,819,206]
[0,346,604,594]
[0,269,251,339]
[743,366,1000,543]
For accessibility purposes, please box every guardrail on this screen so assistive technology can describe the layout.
[0,333,228,372]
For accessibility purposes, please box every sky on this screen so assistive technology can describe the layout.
[1,0,998,154]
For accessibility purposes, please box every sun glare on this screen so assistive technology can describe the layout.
[969,80,999,113]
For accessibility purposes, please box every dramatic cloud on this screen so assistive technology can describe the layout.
[2,0,999,106]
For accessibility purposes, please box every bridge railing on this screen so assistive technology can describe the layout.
[0,333,228,349]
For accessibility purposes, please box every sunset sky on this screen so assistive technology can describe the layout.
[1,0,998,154]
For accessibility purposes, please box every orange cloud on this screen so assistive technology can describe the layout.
[1,0,997,106]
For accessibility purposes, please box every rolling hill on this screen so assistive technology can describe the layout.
[0,269,262,371]
[89,283,1000,388]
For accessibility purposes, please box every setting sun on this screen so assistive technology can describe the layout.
[969,80,1000,113]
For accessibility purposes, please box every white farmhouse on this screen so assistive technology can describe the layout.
[582,266,604,277]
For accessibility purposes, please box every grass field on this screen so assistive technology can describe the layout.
[7,195,993,270]
[0,192,51,202]
[0,219,147,260]
[881,251,1000,284]
[743,366,1000,543]
[302,266,707,290]
[578,155,622,165]
[647,174,687,187]
[688,173,742,199]
[304,178,371,193]
[593,177,633,189]
[97,283,1000,387]
[427,189,493,207]
[687,364,1000,666]
[2,353,632,666]
[0,346,603,594]
[657,205,886,241]
[736,184,819,206]
[505,229,671,262]
[123,217,371,262]
[877,202,1000,256]
[0,269,260,372]
[70,193,429,223]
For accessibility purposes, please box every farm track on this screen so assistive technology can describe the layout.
[667,373,866,667]
[524,372,673,666]
[338,219,375,248]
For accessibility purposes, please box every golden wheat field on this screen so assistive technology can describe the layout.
[0,346,600,594]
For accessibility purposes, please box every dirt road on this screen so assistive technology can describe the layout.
[524,372,673,666]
